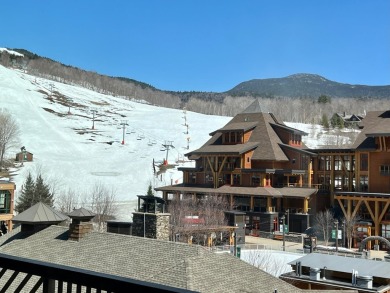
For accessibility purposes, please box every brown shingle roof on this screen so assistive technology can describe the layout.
[352,110,390,149]
[188,111,294,161]
[0,225,306,292]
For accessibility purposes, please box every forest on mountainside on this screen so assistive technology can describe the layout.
[2,48,390,124]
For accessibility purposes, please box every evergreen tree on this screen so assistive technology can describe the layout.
[15,172,35,213]
[15,172,54,213]
[146,183,154,196]
[330,113,344,129]
[318,95,331,104]
[321,113,330,129]
[34,174,54,207]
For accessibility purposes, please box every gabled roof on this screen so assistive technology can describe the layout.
[12,202,69,224]
[352,110,390,149]
[0,225,303,293]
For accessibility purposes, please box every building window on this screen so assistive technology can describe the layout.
[343,155,351,171]
[0,191,11,214]
[359,175,368,192]
[382,224,390,238]
[380,165,390,175]
[360,153,368,171]
[237,132,242,143]
[325,156,331,171]
[334,175,342,190]
[318,156,325,171]
[233,174,240,185]
[334,156,341,171]
[251,176,260,186]
[230,132,235,143]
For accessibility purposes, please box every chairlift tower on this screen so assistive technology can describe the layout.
[182,107,187,126]
[67,98,73,115]
[120,120,128,145]
[162,141,174,162]
[91,109,98,130]
[49,83,55,96]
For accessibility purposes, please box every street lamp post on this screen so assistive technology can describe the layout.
[342,219,346,248]
[286,209,290,234]
[281,215,286,251]
[334,220,339,252]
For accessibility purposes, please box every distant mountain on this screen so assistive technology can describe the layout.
[227,73,390,98]
[2,48,390,120]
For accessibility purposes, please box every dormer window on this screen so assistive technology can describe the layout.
[290,133,301,146]
[223,131,243,144]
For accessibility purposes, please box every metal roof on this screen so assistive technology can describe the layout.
[288,253,390,279]
[68,207,96,219]
[13,202,69,224]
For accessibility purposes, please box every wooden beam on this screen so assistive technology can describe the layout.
[374,201,380,238]
[351,199,363,219]
[215,156,228,188]
[363,199,375,221]
[207,157,214,172]
[335,195,390,202]
[337,198,348,218]
[379,201,390,223]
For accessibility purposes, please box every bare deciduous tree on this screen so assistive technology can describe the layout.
[313,209,334,246]
[84,182,117,232]
[56,188,80,213]
[167,195,229,244]
[342,214,361,249]
[0,111,20,171]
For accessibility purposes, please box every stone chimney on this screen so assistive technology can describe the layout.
[132,195,170,240]
[68,207,95,241]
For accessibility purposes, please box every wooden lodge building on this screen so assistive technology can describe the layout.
[0,180,15,234]
[156,101,390,248]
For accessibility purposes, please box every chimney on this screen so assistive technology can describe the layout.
[132,195,170,240]
[68,207,95,241]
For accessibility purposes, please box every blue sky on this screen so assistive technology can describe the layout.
[1,1,389,92]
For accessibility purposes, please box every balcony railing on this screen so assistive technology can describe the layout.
[0,253,197,293]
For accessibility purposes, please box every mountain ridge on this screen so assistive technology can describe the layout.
[4,48,389,100]
[227,73,390,98]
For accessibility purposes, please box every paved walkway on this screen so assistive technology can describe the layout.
[245,235,390,260]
